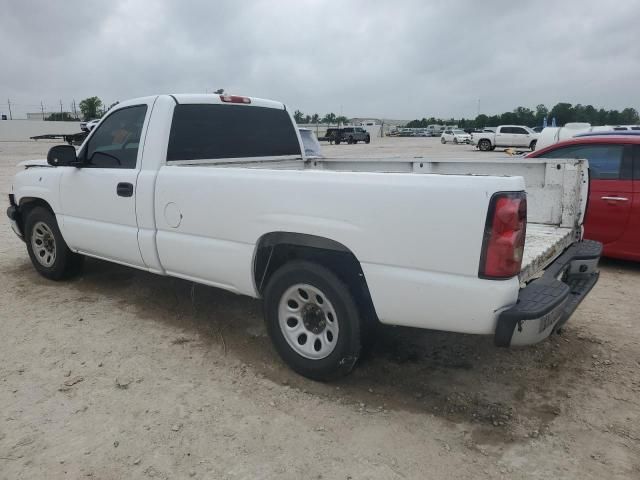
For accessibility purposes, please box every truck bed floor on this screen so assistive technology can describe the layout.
[520,224,575,283]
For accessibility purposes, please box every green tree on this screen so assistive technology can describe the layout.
[475,114,489,127]
[549,102,574,126]
[79,96,103,121]
[293,110,304,123]
[620,108,639,124]
[311,113,320,124]
[321,113,337,124]
[534,104,548,126]
[335,116,349,125]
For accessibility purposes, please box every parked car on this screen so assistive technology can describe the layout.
[320,127,370,145]
[7,93,600,380]
[80,119,100,132]
[471,125,539,151]
[441,128,471,144]
[527,135,640,261]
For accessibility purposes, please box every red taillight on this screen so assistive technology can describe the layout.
[479,192,527,279]
[219,95,251,104]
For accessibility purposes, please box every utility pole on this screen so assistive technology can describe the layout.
[60,99,63,116]
[72,99,78,119]
[7,99,12,120]
[41,101,45,120]
[477,98,481,117]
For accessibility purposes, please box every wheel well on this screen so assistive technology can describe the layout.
[254,232,378,322]
[17,198,54,233]
[19,197,54,213]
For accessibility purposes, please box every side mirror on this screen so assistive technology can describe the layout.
[47,145,79,167]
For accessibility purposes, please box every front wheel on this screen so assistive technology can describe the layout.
[529,140,537,151]
[263,261,362,381]
[25,206,84,280]
[453,137,459,144]
[335,139,341,145]
[478,139,492,151]
[441,137,446,144]
[365,135,370,144]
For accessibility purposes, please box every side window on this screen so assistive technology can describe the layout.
[84,105,147,169]
[500,127,513,134]
[167,104,301,161]
[512,127,527,135]
[540,144,625,179]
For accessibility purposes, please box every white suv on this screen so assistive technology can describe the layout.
[441,129,471,144]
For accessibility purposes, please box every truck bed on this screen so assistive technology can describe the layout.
[168,155,588,284]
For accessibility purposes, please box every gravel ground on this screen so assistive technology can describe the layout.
[0,138,638,479]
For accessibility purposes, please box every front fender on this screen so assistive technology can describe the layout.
[12,167,62,213]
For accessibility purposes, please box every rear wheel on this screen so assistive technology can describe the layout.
[441,137,446,144]
[263,261,362,381]
[348,136,354,144]
[365,135,370,144]
[453,137,459,144]
[479,139,492,151]
[25,206,84,280]
[335,139,341,145]
[529,140,537,151]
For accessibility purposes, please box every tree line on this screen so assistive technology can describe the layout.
[405,103,640,129]
[46,96,119,121]
[293,110,350,125]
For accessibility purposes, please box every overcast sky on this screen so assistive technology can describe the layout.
[1,0,638,119]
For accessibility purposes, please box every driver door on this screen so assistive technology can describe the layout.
[58,104,149,267]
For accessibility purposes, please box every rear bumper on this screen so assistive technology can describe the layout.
[495,239,602,347]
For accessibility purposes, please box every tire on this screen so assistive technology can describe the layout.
[263,260,362,381]
[441,137,446,144]
[479,139,492,151]
[24,206,84,280]
[529,140,537,151]
[453,137,459,144]
[365,135,370,144]
[348,136,354,144]
[335,139,341,145]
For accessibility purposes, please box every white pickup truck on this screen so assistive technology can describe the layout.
[471,125,539,152]
[7,94,601,380]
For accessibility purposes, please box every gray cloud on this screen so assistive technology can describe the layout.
[1,0,639,119]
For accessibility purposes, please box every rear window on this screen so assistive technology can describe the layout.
[167,104,301,161]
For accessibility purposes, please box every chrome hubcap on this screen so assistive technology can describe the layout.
[278,283,339,360]
[31,221,56,267]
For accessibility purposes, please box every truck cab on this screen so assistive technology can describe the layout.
[472,125,539,151]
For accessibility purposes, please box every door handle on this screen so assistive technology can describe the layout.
[117,182,134,197]
[601,196,628,202]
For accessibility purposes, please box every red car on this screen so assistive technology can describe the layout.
[527,135,640,261]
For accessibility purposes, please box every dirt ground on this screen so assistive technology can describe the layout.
[0,138,638,479]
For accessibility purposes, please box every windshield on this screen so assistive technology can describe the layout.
[453,129,466,134]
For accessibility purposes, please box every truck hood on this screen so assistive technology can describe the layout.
[18,159,50,169]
